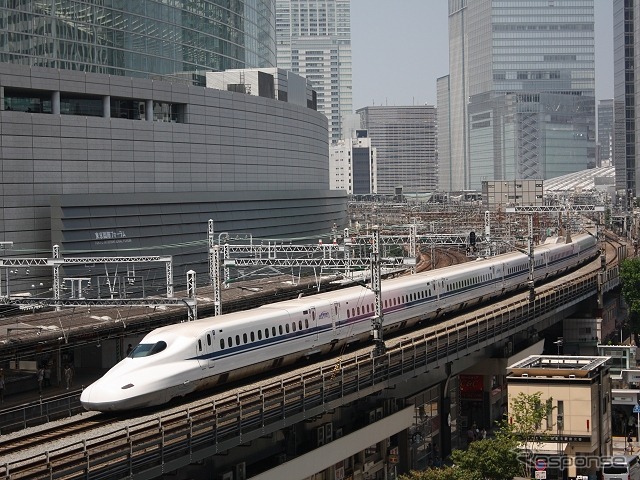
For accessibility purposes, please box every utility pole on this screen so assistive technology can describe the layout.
[370,226,386,357]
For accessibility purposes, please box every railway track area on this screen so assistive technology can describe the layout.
[0,236,625,479]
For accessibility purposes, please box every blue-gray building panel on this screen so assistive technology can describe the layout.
[0,65,345,293]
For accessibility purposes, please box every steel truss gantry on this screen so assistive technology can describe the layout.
[0,247,174,302]
[505,204,605,302]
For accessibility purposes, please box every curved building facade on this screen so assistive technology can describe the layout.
[0,1,276,83]
[0,1,346,296]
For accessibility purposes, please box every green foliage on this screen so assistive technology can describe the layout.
[507,392,555,478]
[399,466,460,480]
[620,258,640,332]
[402,392,553,480]
[451,434,520,480]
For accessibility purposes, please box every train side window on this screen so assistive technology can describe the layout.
[250,332,255,342]
[207,334,211,346]
[228,337,233,347]
[279,325,283,335]
[243,333,248,344]
[305,319,309,328]
[312,310,316,320]
[292,322,297,332]
[265,328,269,338]
[285,324,290,333]
[299,320,303,330]
[258,330,262,340]
[357,306,360,315]
[198,339,202,351]
[220,339,225,349]
[272,326,277,336]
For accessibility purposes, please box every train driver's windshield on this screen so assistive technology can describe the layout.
[129,341,167,358]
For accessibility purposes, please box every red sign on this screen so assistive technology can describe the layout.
[535,459,547,471]
[460,374,484,399]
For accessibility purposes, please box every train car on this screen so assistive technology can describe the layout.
[80,233,598,412]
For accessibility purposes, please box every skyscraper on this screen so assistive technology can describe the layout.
[613,0,637,201]
[598,99,614,167]
[276,0,352,144]
[0,1,276,81]
[443,0,596,192]
[357,105,438,195]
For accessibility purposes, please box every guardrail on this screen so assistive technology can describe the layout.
[0,255,605,479]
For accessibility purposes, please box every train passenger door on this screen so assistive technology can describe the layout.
[305,307,318,342]
[196,331,216,369]
[331,302,341,337]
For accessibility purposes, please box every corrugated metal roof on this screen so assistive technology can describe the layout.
[544,167,615,193]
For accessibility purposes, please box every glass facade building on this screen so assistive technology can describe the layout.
[613,0,637,201]
[445,0,596,191]
[0,0,276,84]
[357,105,438,195]
[598,99,614,167]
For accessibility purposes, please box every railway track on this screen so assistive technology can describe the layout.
[0,415,113,458]
[0,235,625,479]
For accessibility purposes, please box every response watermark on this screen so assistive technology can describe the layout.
[517,452,633,471]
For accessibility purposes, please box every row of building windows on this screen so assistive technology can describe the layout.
[3,88,183,122]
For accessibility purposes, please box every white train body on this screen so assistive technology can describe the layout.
[80,234,598,411]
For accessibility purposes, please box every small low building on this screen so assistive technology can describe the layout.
[507,355,612,479]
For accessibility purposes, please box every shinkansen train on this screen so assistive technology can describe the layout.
[80,233,598,412]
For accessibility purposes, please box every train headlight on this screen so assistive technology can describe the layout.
[122,383,134,389]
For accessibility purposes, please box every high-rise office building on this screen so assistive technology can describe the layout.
[437,75,452,193]
[357,105,438,195]
[276,0,352,144]
[613,0,637,202]
[598,99,614,167]
[329,130,377,194]
[443,0,596,192]
[0,1,276,81]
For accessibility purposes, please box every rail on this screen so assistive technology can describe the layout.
[0,238,624,479]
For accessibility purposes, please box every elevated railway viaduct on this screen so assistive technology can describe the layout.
[0,235,628,480]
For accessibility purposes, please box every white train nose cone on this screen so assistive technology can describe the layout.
[80,380,135,412]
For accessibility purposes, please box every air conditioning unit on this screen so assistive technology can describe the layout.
[325,422,333,442]
[317,426,325,446]
[236,462,246,480]
[369,410,377,424]
[376,407,384,420]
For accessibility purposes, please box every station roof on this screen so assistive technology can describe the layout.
[543,166,615,193]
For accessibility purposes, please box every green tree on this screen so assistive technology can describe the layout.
[399,466,460,480]
[507,391,555,478]
[401,392,553,480]
[620,257,640,334]
[450,429,520,480]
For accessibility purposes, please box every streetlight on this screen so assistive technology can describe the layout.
[554,338,563,356]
